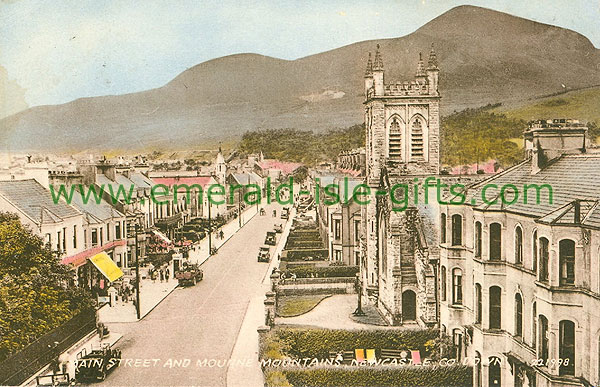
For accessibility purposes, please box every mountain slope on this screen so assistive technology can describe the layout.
[1,5,599,151]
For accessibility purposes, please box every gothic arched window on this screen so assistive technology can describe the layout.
[410,118,424,160]
[389,117,402,161]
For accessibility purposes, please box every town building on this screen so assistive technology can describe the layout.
[360,44,441,326]
[439,119,600,387]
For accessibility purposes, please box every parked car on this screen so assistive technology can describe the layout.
[258,247,270,262]
[274,224,283,233]
[265,231,277,246]
[75,345,121,382]
[175,263,204,286]
[36,374,72,387]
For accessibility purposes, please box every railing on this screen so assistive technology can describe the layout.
[0,309,96,386]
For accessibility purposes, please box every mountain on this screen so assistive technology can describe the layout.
[1,5,599,152]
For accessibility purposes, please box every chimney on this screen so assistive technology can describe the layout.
[524,119,588,174]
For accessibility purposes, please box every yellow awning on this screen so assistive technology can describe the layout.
[89,252,124,282]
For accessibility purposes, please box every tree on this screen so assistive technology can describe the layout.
[0,213,93,361]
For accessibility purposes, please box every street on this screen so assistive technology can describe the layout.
[100,203,283,386]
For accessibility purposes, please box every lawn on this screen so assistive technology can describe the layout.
[276,295,330,317]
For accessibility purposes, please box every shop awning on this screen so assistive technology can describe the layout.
[90,252,123,282]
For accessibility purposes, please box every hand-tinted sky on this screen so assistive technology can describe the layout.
[1,0,598,110]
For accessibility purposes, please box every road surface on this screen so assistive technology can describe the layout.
[100,203,284,386]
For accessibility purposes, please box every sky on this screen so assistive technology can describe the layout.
[0,0,599,116]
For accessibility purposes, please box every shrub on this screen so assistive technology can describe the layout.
[268,365,472,387]
[283,266,359,278]
[265,370,293,387]
[264,327,438,360]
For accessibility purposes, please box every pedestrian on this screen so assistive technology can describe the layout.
[166,268,170,281]
[219,230,224,240]
[160,269,164,282]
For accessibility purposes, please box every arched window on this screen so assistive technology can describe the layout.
[489,356,501,387]
[452,214,462,246]
[515,226,523,264]
[539,315,549,362]
[441,266,447,301]
[474,221,482,258]
[559,239,575,286]
[532,302,537,349]
[539,237,549,282]
[388,117,402,160]
[474,351,482,387]
[489,223,502,260]
[452,268,463,305]
[515,293,523,337]
[440,213,447,244]
[378,215,388,281]
[559,320,575,375]
[453,328,463,361]
[532,230,538,272]
[489,286,502,329]
[475,283,482,324]
[410,117,424,160]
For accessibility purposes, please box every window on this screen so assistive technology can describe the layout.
[515,293,523,337]
[539,315,549,362]
[489,223,502,260]
[539,237,549,282]
[474,221,482,257]
[107,224,110,241]
[440,213,447,243]
[515,226,523,264]
[452,268,463,305]
[56,231,61,251]
[84,230,88,249]
[388,117,402,160]
[99,228,103,246]
[354,220,360,243]
[116,222,122,239]
[453,329,463,361]
[441,266,447,301]
[451,214,462,246]
[334,219,341,240]
[91,229,98,247]
[475,283,482,324]
[72,225,77,249]
[531,230,537,273]
[559,239,575,286]
[532,302,537,349]
[62,227,66,252]
[474,352,482,387]
[355,251,360,266]
[334,250,342,261]
[410,118,424,160]
[489,356,501,387]
[489,286,502,329]
[559,320,575,375]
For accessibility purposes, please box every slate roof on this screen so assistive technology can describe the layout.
[231,173,262,185]
[463,154,600,227]
[0,179,81,224]
[69,190,125,224]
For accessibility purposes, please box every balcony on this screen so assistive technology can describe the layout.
[155,212,183,227]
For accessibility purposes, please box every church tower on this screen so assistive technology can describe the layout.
[215,147,227,185]
[361,44,441,326]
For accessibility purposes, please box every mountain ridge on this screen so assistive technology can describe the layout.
[1,5,599,151]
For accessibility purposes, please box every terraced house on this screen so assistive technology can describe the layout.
[439,119,600,387]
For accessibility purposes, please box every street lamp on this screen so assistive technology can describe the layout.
[352,272,365,316]
[134,223,141,320]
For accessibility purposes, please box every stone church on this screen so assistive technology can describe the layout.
[360,44,441,326]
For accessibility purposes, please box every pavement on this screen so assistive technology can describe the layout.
[99,202,285,386]
[275,294,401,330]
[98,204,260,324]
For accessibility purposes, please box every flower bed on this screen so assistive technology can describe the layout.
[282,265,359,278]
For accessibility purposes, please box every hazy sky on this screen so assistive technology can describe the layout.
[1,0,599,112]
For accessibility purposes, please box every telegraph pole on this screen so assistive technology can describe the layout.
[134,222,141,320]
[208,200,212,254]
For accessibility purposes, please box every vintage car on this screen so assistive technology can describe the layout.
[274,224,283,233]
[175,263,204,286]
[258,247,270,262]
[36,373,72,387]
[75,345,121,382]
[264,231,277,246]
[280,207,290,219]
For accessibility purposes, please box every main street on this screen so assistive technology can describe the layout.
[100,203,283,386]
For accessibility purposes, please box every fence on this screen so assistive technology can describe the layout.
[0,308,96,386]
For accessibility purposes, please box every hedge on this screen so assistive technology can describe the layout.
[262,327,438,360]
[283,266,359,278]
[265,365,472,387]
